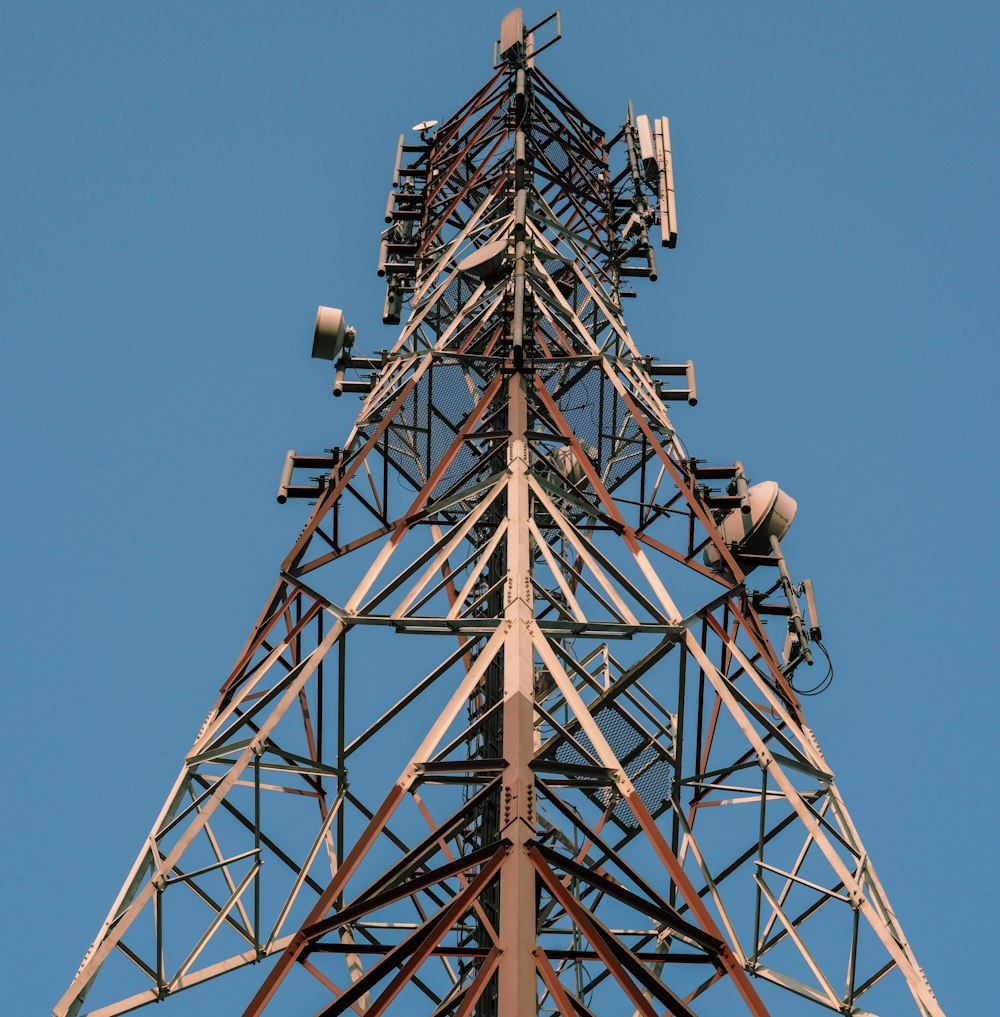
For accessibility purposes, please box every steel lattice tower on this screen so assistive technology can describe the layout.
[57,10,943,1017]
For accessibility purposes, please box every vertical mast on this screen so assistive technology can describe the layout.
[497,374,537,1015]
[498,18,537,1009]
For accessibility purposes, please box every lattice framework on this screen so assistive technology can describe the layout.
[56,10,942,1017]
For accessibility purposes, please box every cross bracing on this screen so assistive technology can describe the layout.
[56,9,943,1017]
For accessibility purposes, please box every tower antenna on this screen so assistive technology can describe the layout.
[57,9,943,1017]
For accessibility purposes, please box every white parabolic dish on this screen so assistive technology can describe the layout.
[704,480,797,571]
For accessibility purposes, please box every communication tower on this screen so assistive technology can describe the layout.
[57,10,943,1017]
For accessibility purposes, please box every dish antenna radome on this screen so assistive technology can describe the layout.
[704,480,797,574]
[311,305,356,362]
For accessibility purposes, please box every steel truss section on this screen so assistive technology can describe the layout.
[57,9,943,1017]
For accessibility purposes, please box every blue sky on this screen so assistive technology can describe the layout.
[3,3,996,1014]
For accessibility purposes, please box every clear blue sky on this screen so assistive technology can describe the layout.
[3,3,996,1014]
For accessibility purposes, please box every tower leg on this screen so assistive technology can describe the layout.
[497,373,537,1015]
